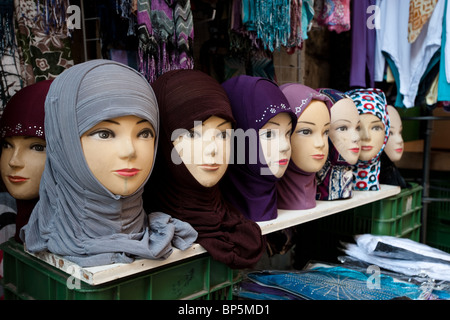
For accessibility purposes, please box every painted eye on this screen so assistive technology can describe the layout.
[31,144,46,152]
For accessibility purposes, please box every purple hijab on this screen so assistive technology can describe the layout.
[221,75,296,222]
[315,88,354,200]
[277,83,332,210]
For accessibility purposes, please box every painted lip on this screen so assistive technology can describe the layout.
[277,159,289,166]
[349,148,360,153]
[395,148,403,153]
[311,154,325,160]
[114,168,140,177]
[7,175,29,183]
[199,164,220,171]
[361,146,373,151]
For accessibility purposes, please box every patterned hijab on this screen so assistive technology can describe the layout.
[22,60,197,267]
[345,88,390,191]
[145,69,264,269]
[315,88,355,200]
[0,80,52,243]
[221,75,296,221]
[277,83,332,210]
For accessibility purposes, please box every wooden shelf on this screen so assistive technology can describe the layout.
[26,184,400,285]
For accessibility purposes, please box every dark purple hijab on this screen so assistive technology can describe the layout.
[221,75,296,222]
[277,83,332,210]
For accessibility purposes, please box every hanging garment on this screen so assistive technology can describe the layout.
[315,88,355,200]
[136,0,194,83]
[374,0,445,108]
[145,70,264,269]
[0,80,52,243]
[21,60,197,267]
[221,75,297,221]
[302,0,315,40]
[13,0,73,86]
[277,83,332,209]
[438,0,450,102]
[349,0,376,88]
[408,0,439,43]
[316,0,351,33]
[346,88,390,191]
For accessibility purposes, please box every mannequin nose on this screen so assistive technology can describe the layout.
[314,133,326,149]
[8,149,25,168]
[119,137,137,159]
[279,135,291,153]
[204,139,218,158]
[352,128,361,143]
[360,126,370,141]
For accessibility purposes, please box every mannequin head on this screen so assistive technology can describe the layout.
[291,100,330,172]
[0,80,52,200]
[384,105,404,162]
[329,98,361,165]
[172,115,232,187]
[359,113,386,161]
[81,115,156,196]
[259,112,293,178]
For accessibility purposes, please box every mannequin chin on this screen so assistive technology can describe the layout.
[81,115,156,196]
[384,105,404,162]
[1,136,46,200]
[329,98,361,165]
[173,115,232,188]
[359,113,386,161]
[259,112,293,178]
[291,100,330,172]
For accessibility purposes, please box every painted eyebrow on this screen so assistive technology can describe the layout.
[103,119,150,125]
[202,120,231,128]
[266,120,293,126]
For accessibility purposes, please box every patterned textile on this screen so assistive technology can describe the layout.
[136,0,194,83]
[346,88,390,191]
[315,0,351,33]
[13,0,73,86]
[408,0,439,43]
[0,0,22,112]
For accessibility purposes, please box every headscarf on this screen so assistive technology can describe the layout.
[145,69,264,269]
[315,88,355,200]
[277,83,332,210]
[221,75,296,221]
[345,88,390,191]
[0,80,52,243]
[21,60,197,267]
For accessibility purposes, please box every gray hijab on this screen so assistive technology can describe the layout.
[21,60,197,267]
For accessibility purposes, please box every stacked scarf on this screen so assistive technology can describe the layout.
[136,0,194,83]
[221,76,296,220]
[315,88,354,200]
[22,60,197,267]
[346,88,390,191]
[145,69,264,269]
[0,79,52,243]
[277,83,332,210]
[315,0,351,33]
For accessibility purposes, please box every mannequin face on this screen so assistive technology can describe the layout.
[359,113,386,161]
[1,136,46,200]
[329,98,361,165]
[291,100,330,172]
[81,115,156,196]
[385,105,404,162]
[173,116,232,187]
[259,112,293,178]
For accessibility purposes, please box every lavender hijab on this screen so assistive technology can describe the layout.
[21,60,197,267]
[221,76,296,222]
[277,83,332,210]
[315,88,355,200]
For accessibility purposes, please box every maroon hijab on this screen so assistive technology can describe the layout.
[0,80,52,243]
[144,69,264,269]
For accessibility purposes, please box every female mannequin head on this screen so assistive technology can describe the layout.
[328,97,361,165]
[384,105,404,162]
[0,80,52,200]
[172,115,232,187]
[290,99,330,172]
[359,113,386,161]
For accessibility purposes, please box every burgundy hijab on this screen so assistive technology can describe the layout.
[220,76,297,222]
[277,83,332,210]
[144,69,264,269]
[0,80,52,243]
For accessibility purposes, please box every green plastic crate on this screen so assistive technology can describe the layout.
[352,183,423,240]
[0,239,241,300]
[426,179,450,253]
[426,220,450,254]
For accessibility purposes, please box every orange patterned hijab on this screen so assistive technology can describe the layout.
[408,0,439,43]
